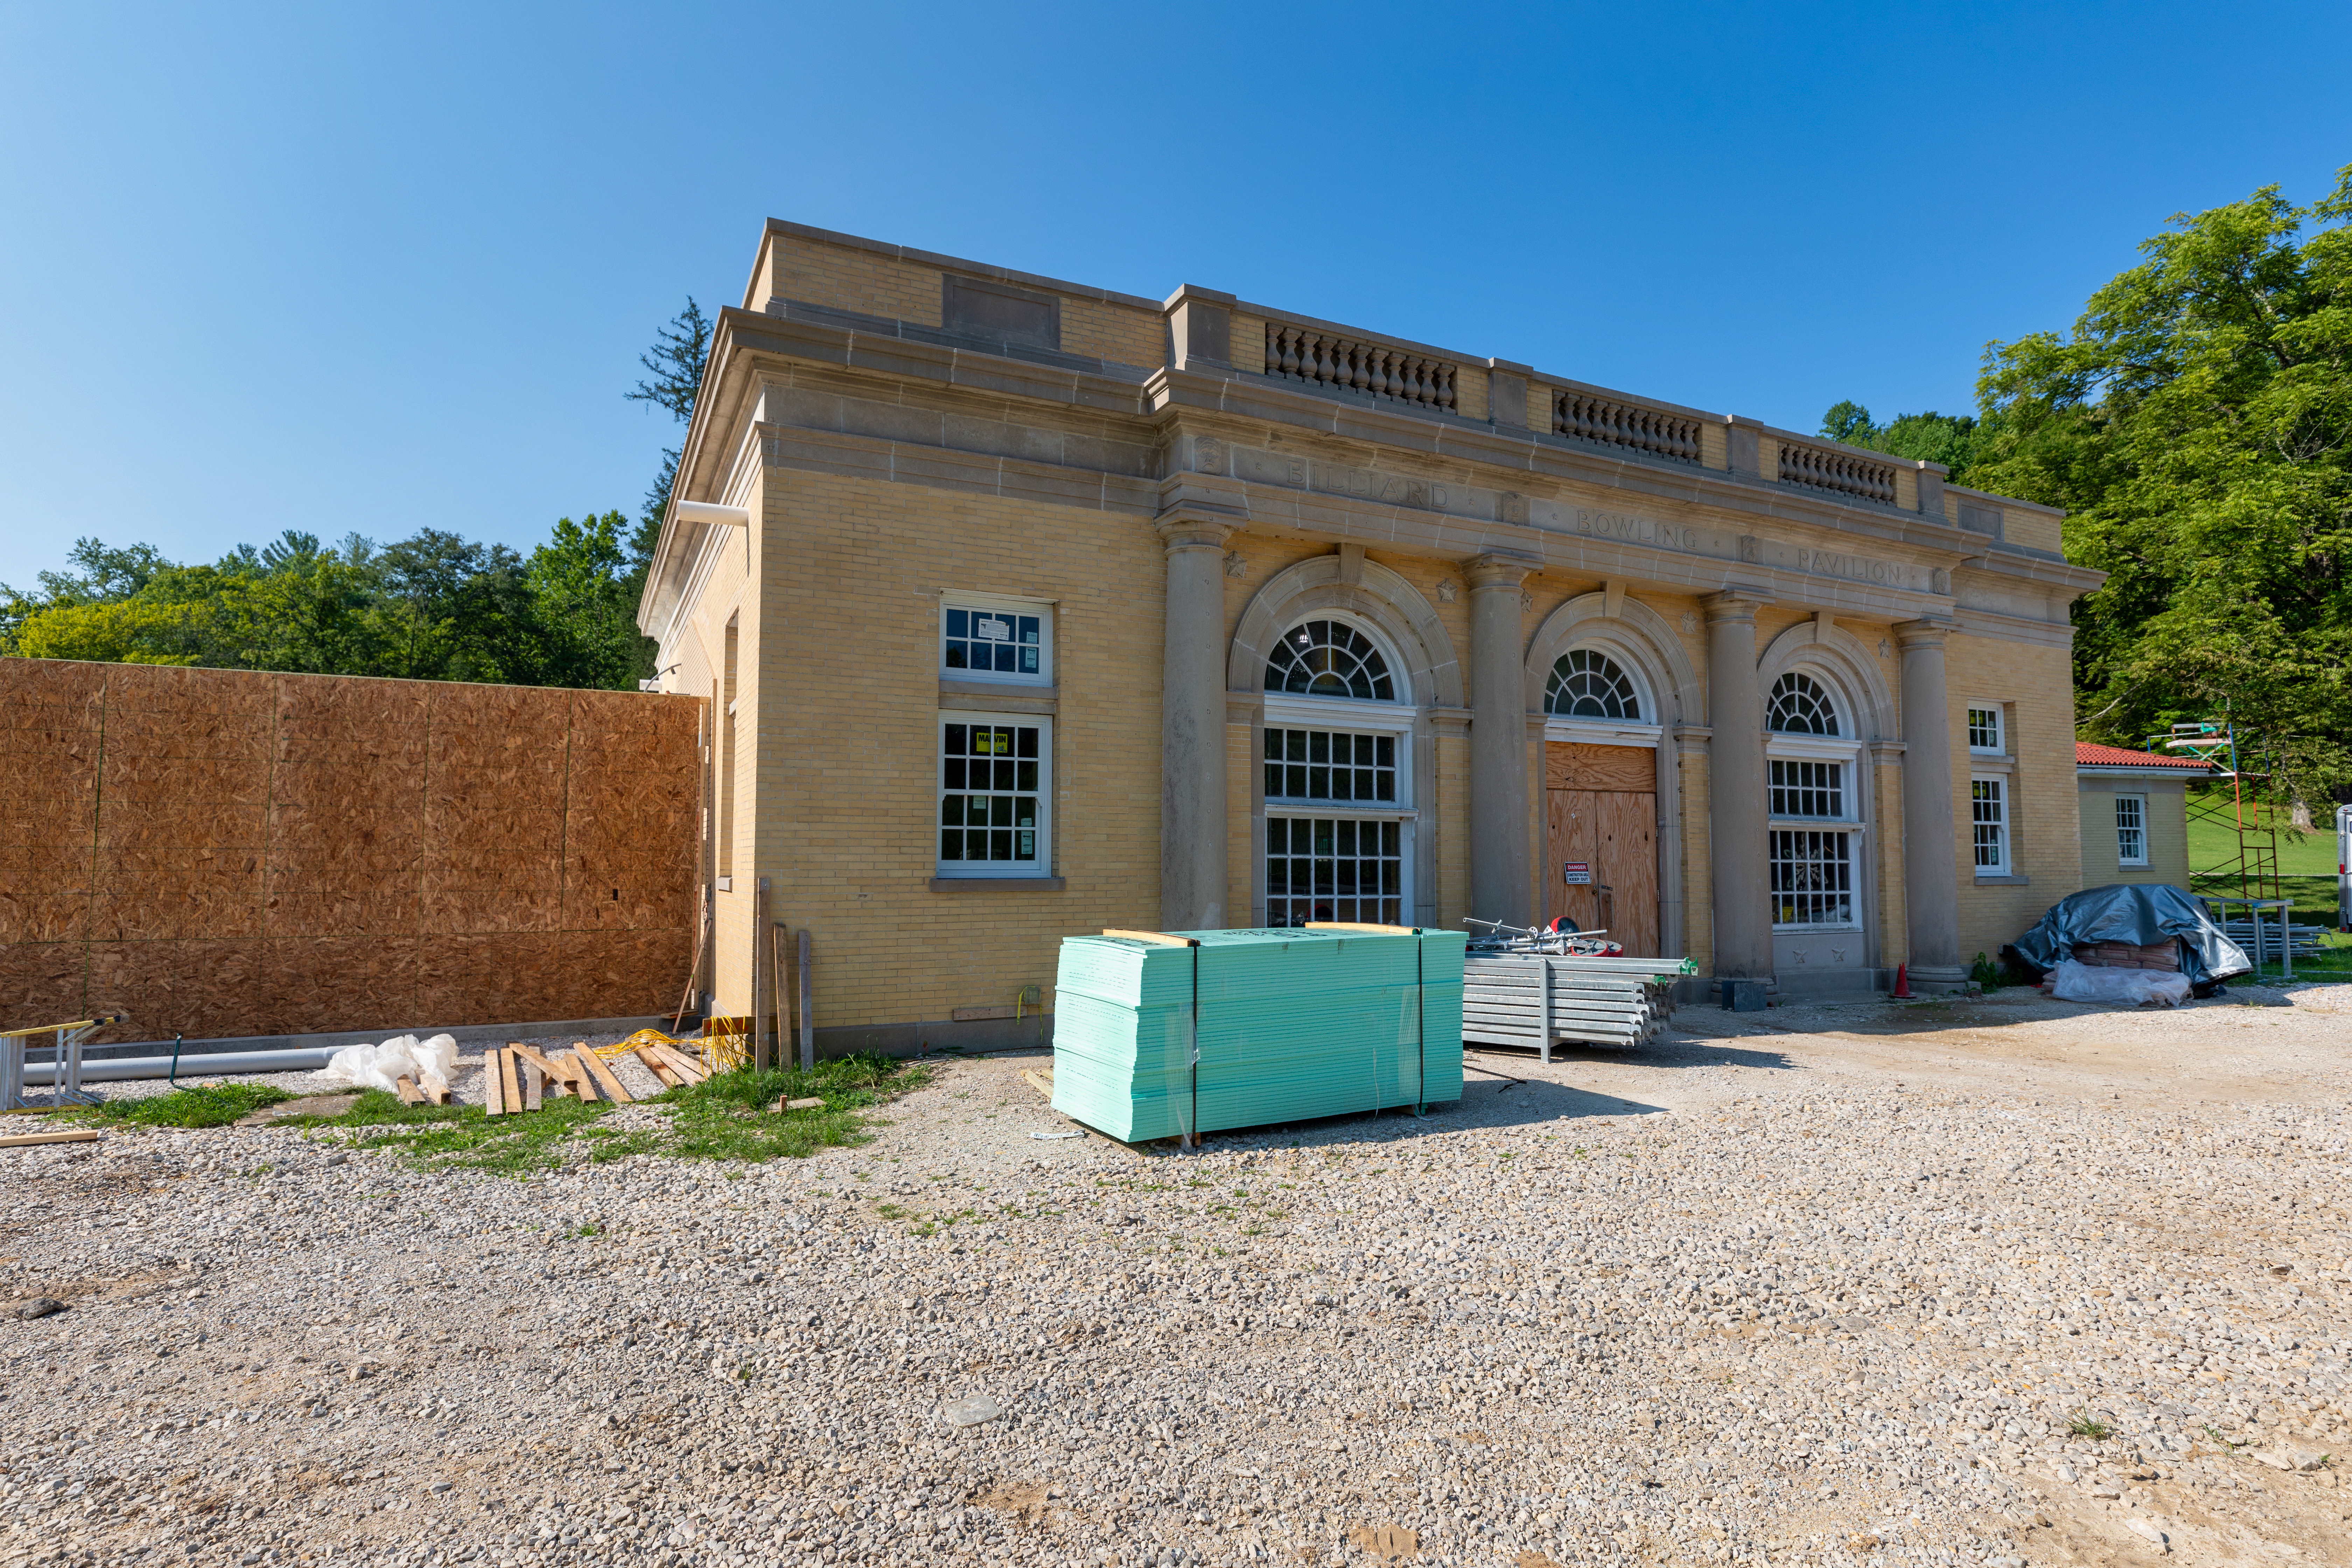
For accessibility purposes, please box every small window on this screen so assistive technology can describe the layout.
[1769,759,1844,819]
[2115,794,2148,867]
[1971,776,2009,874]
[1767,672,1840,736]
[1546,648,1642,719]
[942,600,1050,684]
[1265,728,1398,804]
[1265,620,1395,701]
[1967,705,2005,755]
[1769,830,1855,927]
[938,715,1051,875]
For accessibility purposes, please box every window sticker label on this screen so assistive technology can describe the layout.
[974,616,1011,642]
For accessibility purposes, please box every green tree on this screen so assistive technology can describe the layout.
[1816,402,1988,482]
[1968,163,2352,820]
[624,298,711,579]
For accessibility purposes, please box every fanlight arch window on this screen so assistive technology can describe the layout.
[1767,672,1841,736]
[1546,648,1642,720]
[1266,620,1396,701]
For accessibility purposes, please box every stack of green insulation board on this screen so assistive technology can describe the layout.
[1051,927,1464,1142]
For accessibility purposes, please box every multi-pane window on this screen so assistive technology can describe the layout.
[942,604,1046,681]
[1968,705,2005,754]
[1769,830,1855,927]
[1768,759,1844,818]
[1266,817,1404,927]
[2116,794,2147,866]
[1971,776,2009,873]
[1546,649,1642,719]
[1767,672,1840,735]
[938,718,1048,873]
[1265,728,1397,803]
[1265,620,1395,701]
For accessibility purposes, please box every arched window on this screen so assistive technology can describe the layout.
[1546,648,1642,720]
[1768,672,1840,736]
[1265,620,1395,701]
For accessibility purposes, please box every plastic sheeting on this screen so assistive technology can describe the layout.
[321,1033,458,1098]
[2042,959,2193,1008]
[2011,883,2250,989]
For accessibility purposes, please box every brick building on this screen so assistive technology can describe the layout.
[636,220,2103,1051]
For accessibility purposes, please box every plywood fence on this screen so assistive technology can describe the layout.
[0,659,700,1044]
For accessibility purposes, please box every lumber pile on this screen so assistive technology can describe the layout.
[1051,925,1465,1143]
[481,1041,653,1116]
[1460,952,1689,1059]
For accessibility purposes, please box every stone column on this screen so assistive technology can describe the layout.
[1704,589,1772,978]
[1157,513,1237,931]
[1895,619,1963,984]
[1466,553,1534,927]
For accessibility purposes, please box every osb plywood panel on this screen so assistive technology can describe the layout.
[0,659,698,1041]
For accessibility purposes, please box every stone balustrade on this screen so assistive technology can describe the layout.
[1262,323,1457,413]
[1777,439,1899,505]
[1551,389,1702,464]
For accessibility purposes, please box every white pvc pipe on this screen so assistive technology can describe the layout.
[672,499,751,528]
[23,1048,338,1084]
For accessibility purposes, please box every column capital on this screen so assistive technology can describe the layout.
[1154,510,1239,553]
[1463,551,1538,591]
[1702,586,1773,623]
[1892,617,1956,648]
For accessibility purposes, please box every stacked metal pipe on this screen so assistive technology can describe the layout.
[1461,952,1687,1058]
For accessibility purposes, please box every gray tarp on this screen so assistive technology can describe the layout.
[2010,883,2252,988]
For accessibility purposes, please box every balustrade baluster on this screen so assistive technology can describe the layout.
[1279,328,1300,378]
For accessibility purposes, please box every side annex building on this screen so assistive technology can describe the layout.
[637,220,2104,1052]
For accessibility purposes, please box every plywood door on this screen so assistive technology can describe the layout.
[1544,743,1659,957]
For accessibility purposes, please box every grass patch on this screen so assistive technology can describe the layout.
[2068,1412,2114,1440]
[279,1051,933,1177]
[83,1083,295,1129]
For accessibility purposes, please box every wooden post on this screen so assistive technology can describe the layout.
[797,928,814,1072]
[770,922,787,1076]
[752,878,769,1072]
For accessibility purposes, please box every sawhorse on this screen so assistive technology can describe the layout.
[1,1015,125,1111]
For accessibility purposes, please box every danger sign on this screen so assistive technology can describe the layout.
[1563,862,1591,885]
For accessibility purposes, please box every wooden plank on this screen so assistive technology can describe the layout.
[0,1128,99,1148]
[505,1049,527,1115]
[1304,922,1419,935]
[1546,786,1597,934]
[1545,741,1656,794]
[650,1043,711,1084]
[482,1050,508,1117]
[523,1063,544,1113]
[508,1042,567,1084]
[575,1047,634,1106]
[1599,790,1660,957]
[1100,929,1199,947]
[633,1048,683,1089]
[395,1075,423,1106]
[1020,1069,1055,1102]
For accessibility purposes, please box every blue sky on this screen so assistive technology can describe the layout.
[3,0,2346,589]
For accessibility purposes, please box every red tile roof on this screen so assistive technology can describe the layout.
[2076,742,2213,771]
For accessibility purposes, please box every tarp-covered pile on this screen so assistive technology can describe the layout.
[2011,883,2251,991]
[1051,927,1464,1142]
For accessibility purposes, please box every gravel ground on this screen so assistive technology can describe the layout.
[3,989,2348,1568]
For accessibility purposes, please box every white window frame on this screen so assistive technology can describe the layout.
[1966,702,2006,756]
[2115,793,2148,867]
[1971,774,2011,874]
[935,711,1053,878]
[1768,827,1861,931]
[1263,722,1411,813]
[1264,813,1414,929]
[940,592,1053,687]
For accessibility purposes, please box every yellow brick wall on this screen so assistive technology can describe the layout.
[2078,783,2192,888]
[1947,634,2082,965]
[1226,723,1253,926]
[733,466,1165,1032]
[1698,420,1727,470]
[1062,299,1165,371]
[1232,315,1266,372]
[1452,364,1489,424]
[1874,757,1908,968]
[1894,467,1918,512]
[776,237,943,326]
[1434,733,1469,930]
[2004,507,2064,555]
[671,481,757,1018]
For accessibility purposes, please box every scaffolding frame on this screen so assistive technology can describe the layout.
[2160,721,2282,904]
